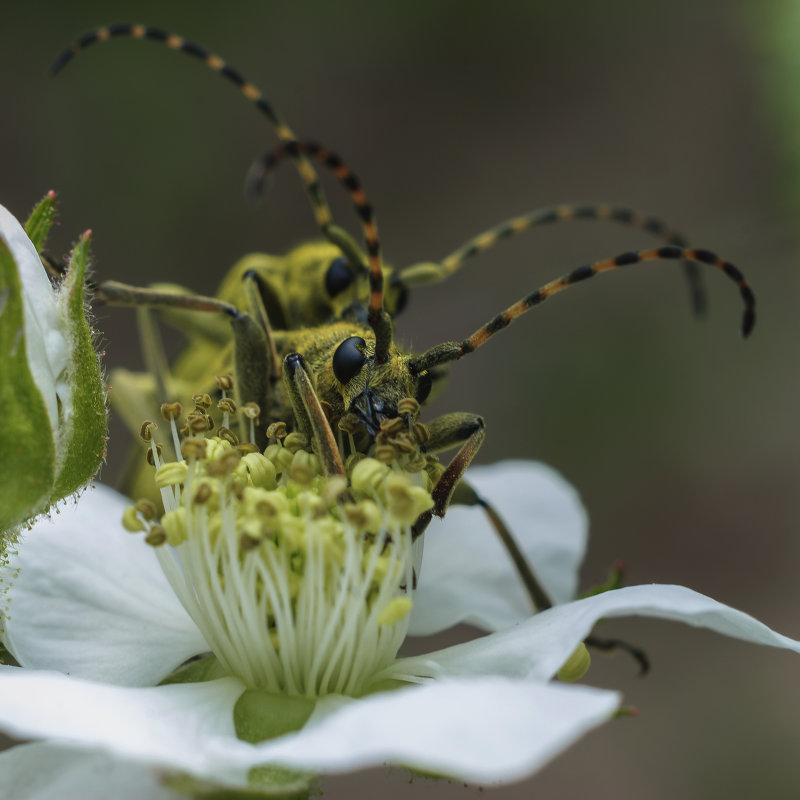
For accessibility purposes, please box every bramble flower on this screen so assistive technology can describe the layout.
[0,438,798,797]
[0,194,106,539]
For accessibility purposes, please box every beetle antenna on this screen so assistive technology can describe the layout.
[410,246,755,374]
[257,139,394,362]
[50,24,361,264]
[400,203,707,318]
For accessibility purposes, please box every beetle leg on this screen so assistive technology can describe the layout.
[585,635,650,675]
[241,270,281,381]
[412,412,485,538]
[282,353,346,479]
[96,279,276,447]
[415,411,554,612]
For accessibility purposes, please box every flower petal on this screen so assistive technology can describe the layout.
[0,743,181,800]
[2,485,207,686]
[240,678,619,784]
[410,461,587,635]
[402,584,800,681]
[0,667,619,786]
[0,667,246,781]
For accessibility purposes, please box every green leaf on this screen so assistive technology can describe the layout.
[0,239,56,534]
[23,191,57,253]
[52,231,107,500]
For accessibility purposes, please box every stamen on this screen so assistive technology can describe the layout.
[160,402,183,459]
[241,402,261,445]
[128,416,434,696]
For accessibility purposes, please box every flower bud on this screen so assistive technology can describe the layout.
[0,195,106,537]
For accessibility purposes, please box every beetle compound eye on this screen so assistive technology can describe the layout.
[332,336,367,384]
[416,371,433,404]
[325,257,356,298]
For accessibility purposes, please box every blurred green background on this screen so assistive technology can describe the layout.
[3,1,800,797]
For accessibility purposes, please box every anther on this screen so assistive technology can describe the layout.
[344,452,366,472]
[289,450,317,486]
[193,482,213,504]
[145,443,163,466]
[412,422,430,445]
[139,421,157,442]
[383,473,435,524]
[425,460,446,486]
[181,438,208,461]
[144,524,167,547]
[192,393,213,411]
[321,476,349,506]
[122,506,146,532]
[230,476,247,501]
[377,597,413,626]
[218,398,237,415]
[379,417,405,435]
[266,421,287,440]
[270,446,294,474]
[351,458,391,493]
[283,432,309,453]
[161,508,187,546]
[242,452,277,489]
[404,452,427,473]
[392,435,417,455]
[135,499,157,521]
[160,402,183,421]
[308,495,330,519]
[375,444,398,463]
[239,531,262,552]
[342,500,382,534]
[241,402,261,421]
[217,426,240,446]
[250,492,289,518]
[397,397,420,417]
[205,449,242,477]
[215,374,234,393]
[155,461,189,488]
[338,414,363,435]
[184,411,213,435]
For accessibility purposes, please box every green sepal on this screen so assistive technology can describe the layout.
[160,661,316,797]
[234,690,317,796]
[0,642,17,666]
[556,642,592,682]
[579,560,625,598]
[51,231,107,500]
[159,654,229,685]
[23,191,57,253]
[233,689,316,744]
[162,770,314,800]
[0,238,56,534]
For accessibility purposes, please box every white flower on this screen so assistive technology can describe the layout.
[0,197,106,535]
[0,461,798,797]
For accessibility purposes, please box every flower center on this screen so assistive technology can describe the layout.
[125,403,434,697]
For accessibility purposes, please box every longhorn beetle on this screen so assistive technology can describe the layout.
[51,26,756,651]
